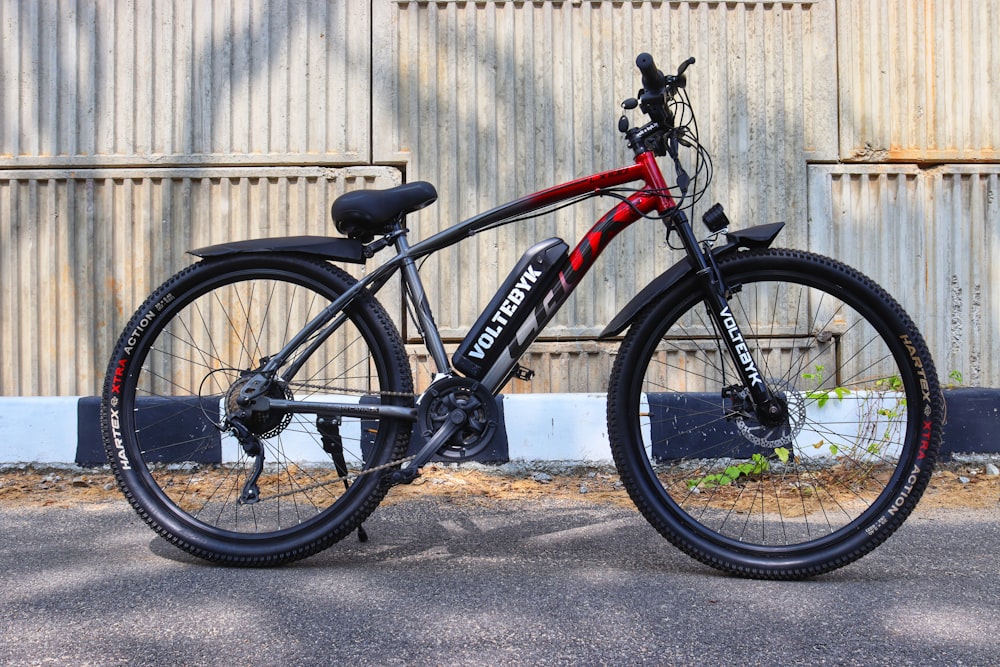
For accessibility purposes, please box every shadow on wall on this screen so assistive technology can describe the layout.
[3,1,845,397]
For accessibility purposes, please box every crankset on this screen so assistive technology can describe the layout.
[418,377,499,460]
[392,377,500,484]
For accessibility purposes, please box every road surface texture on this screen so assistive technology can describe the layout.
[1,471,997,666]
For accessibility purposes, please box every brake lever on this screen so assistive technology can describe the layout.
[676,56,696,79]
[666,57,697,95]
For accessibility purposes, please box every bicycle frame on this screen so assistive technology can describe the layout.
[250,147,779,438]
[102,51,944,576]
[409,151,677,390]
[251,151,669,405]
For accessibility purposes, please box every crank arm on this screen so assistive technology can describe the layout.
[391,412,467,484]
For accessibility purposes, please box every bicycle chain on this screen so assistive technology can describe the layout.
[286,380,417,400]
[255,380,419,502]
[259,453,418,502]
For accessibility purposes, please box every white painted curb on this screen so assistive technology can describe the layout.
[0,391,995,464]
[0,397,82,463]
[0,394,614,464]
[503,393,610,461]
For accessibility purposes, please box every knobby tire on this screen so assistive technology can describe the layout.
[607,248,944,579]
[101,254,413,566]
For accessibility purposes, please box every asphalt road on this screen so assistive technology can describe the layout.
[1,497,997,666]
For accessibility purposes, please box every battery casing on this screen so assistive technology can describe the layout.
[452,238,569,379]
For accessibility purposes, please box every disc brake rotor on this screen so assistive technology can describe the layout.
[734,379,806,449]
[224,374,294,439]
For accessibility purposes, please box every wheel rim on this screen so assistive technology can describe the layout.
[115,262,407,540]
[625,261,922,555]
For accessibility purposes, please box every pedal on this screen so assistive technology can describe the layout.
[390,467,421,486]
[513,364,535,381]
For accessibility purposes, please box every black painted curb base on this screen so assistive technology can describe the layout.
[0,389,995,464]
[939,388,1000,458]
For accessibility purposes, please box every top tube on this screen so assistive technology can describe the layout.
[407,152,674,259]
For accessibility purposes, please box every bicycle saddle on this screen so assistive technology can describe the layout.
[331,181,438,242]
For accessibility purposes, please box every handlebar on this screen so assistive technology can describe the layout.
[636,53,666,93]
[622,53,697,158]
[634,53,696,128]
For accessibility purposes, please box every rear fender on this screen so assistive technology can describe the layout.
[598,222,784,339]
[189,236,366,264]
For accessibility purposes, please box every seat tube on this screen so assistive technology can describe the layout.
[394,233,450,374]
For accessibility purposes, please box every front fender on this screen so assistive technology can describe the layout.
[189,236,366,264]
[598,222,784,339]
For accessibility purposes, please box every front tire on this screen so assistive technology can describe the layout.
[101,254,413,565]
[607,249,943,579]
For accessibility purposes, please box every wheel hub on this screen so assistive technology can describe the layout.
[225,374,294,438]
[728,379,806,449]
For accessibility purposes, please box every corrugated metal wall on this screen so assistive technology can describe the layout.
[808,164,1000,387]
[374,0,836,335]
[2,0,998,395]
[837,0,1000,162]
[1,0,371,165]
[0,166,400,395]
[0,0,397,396]
[374,0,839,392]
[828,0,1000,389]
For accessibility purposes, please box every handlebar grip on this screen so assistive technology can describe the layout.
[636,52,665,92]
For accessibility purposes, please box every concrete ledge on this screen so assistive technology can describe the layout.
[0,390,996,464]
[0,397,81,463]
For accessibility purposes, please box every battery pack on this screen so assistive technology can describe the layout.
[452,238,569,379]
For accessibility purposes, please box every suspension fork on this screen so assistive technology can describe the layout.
[667,211,786,425]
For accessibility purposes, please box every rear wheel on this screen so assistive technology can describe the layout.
[101,254,413,565]
[607,249,943,579]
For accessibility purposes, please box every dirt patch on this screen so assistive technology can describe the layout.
[0,462,996,511]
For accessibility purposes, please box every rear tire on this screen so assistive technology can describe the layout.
[607,249,944,579]
[101,254,413,565]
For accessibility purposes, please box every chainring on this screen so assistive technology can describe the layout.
[418,377,499,461]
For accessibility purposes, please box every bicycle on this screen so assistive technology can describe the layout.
[101,54,944,579]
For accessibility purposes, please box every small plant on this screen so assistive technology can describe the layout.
[801,364,825,386]
[687,453,771,489]
[874,375,905,392]
[803,364,851,407]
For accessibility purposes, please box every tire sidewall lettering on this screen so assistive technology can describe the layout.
[107,298,171,472]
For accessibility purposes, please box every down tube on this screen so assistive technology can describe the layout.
[479,192,663,392]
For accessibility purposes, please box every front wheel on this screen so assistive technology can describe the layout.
[607,249,944,579]
[101,253,413,565]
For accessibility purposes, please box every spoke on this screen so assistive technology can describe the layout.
[631,268,914,550]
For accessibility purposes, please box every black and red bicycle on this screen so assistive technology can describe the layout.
[101,54,944,579]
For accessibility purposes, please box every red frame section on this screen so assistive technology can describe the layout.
[546,151,676,289]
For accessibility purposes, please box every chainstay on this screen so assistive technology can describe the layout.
[243,381,418,501]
